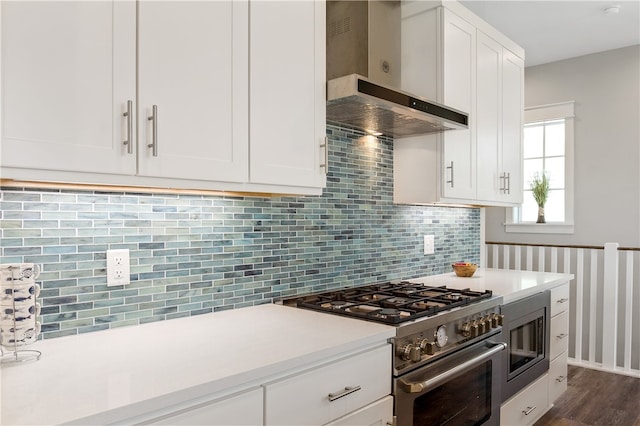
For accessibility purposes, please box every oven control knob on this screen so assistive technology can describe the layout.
[495,314,504,326]
[418,339,437,355]
[400,344,422,362]
[470,321,479,338]
[459,322,472,337]
[409,345,422,362]
[489,315,498,328]
[478,318,487,334]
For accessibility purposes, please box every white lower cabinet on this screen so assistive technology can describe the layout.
[500,373,549,426]
[324,396,394,426]
[127,344,392,426]
[548,283,570,406]
[500,282,571,425]
[548,351,568,403]
[264,345,392,426]
[138,387,263,426]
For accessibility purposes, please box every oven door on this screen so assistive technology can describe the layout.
[393,338,506,426]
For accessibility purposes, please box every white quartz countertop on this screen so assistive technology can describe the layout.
[1,303,394,425]
[1,268,573,425]
[412,267,573,304]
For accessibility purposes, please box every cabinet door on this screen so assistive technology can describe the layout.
[324,396,394,426]
[137,1,248,183]
[147,387,263,426]
[441,8,476,200]
[500,49,524,204]
[476,32,502,202]
[476,32,524,205]
[500,373,549,426]
[249,0,326,189]
[265,345,391,426]
[550,310,569,360]
[548,351,568,404]
[1,1,136,175]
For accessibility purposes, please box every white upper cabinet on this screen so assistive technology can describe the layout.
[396,5,476,204]
[396,1,524,207]
[137,1,248,183]
[476,31,524,204]
[1,1,325,195]
[0,1,136,176]
[249,0,326,189]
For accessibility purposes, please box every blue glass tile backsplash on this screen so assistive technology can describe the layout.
[0,125,480,339]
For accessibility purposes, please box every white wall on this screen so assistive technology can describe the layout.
[485,45,640,247]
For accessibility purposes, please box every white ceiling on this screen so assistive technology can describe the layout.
[458,0,640,67]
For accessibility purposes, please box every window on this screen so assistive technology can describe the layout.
[506,101,575,234]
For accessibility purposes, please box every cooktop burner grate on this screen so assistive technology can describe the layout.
[286,281,493,325]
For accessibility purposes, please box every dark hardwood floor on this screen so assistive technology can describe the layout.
[534,365,640,426]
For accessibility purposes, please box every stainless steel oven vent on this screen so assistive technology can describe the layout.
[326,0,468,137]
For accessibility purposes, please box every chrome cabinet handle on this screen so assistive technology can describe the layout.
[328,385,361,402]
[557,298,569,304]
[123,100,133,154]
[523,406,537,416]
[556,375,567,382]
[148,105,158,157]
[399,341,506,393]
[320,136,328,173]
[500,172,511,194]
[446,161,454,187]
[557,333,568,340]
[505,172,511,194]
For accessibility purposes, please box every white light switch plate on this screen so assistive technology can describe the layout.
[107,249,130,286]
[424,235,435,255]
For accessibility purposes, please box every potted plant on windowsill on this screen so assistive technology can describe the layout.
[530,172,550,223]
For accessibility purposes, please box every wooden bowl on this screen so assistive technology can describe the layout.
[452,263,478,277]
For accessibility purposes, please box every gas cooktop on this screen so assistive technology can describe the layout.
[283,281,494,325]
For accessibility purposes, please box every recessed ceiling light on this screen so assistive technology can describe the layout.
[603,5,621,15]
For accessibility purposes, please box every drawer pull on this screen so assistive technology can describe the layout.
[522,406,537,416]
[328,385,361,402]
[556,375,567,382]
[557,333,569,340]
[557,298,569,304]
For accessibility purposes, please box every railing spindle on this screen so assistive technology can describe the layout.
[575,248,584,363]
[602,243,619,369]
[589,249,598,365]
[623,251,633,371]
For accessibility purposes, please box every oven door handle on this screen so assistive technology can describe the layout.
[398,341,507,394]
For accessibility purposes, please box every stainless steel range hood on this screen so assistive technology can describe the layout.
[326,0,468,137]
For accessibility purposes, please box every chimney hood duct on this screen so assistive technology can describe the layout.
[326,0,468,137]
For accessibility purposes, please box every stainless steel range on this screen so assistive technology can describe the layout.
[284,280,507,426]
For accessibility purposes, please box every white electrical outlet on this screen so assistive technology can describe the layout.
[107,249,130,286]
[424,235,435,255]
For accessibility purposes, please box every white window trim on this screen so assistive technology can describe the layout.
[505,101,575,234]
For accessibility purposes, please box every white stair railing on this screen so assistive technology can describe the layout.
[486,242,640,378]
